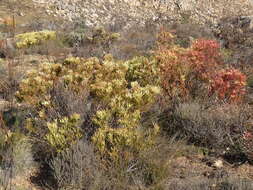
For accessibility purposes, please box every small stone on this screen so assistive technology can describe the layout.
[213,160,223,168]
[18,12,25,16]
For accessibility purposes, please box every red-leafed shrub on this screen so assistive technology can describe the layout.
[187,39,222,81]
[156,29,223,100]
[156,28,247,103]
[155,28,188,99]
[183,39,222,98]
[191,39,220,59]
[210,69,246,102]
[156,45,189,99]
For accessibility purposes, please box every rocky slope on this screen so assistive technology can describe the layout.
[31,0,253,29]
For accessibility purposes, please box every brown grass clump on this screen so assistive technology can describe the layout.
[164,101,251,156]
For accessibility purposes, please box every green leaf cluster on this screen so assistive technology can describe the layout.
[126,56,160,87]
[87,27,120,46]
[45,113,83,152]
[15,30,56,49]
[17,55,161,156]
[90,57,161,160]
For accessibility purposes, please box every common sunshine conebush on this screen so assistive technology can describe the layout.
[45,113,83,152]
[15,30,56,49]
[90,56,161,160]
[17,55,161,156]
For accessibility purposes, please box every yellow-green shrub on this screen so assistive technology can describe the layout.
[92,109,160,160]
[17,55,161,157]
[90,57,161,161]
[0,129,24,150]
[16,57,97,109]
[87,27,120,46]
[16,57,97,150]
[45,113,83,152]
[125,56,160,87]
[15,30,56,49]
[16,63,64,107]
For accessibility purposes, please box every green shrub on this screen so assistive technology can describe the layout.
[15,30,56,49]
[90,57,161,160]
[247,74,253,88]
[64,29,86,47]
[87,27,120,47]
[45,113,83,152]
[17,55,161,157]
[11,137,35,177]
[125,56,160,87]
[93,136,190,190]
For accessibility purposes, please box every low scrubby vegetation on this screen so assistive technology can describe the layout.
[0,1,253,189]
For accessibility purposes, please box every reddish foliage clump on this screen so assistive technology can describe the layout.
[156,46,189,99]
[187,39,222,81]
[155,28,189,99]
[155,28,247,103]
[156,29,223,99]
[191,39,220,59]
[210,69,246,102]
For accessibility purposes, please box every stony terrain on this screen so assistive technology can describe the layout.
[31,0,253,28]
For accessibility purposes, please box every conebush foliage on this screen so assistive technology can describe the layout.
[17,55,161,158]
[15,30,56,49]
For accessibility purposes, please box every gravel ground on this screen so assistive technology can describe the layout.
[31,0,176,28]
[31,0,253,30]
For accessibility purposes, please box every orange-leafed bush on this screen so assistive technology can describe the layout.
[210,69,246,102]
[155,28,188,99]
[156,28,247,103]
[191,39,220,59]
[0,16,16,27]
[183,39,222,98]
[187,39,222,81]
[156,45,189,99]
[156,27,175,49]
[156,29,222,100]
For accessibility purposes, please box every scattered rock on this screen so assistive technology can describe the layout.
[32,0,253,30]
[206,169,229,179]
[213,159,223,169]
[215,15,253,49]
[0,99,10,111]
[18,12,25,16]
